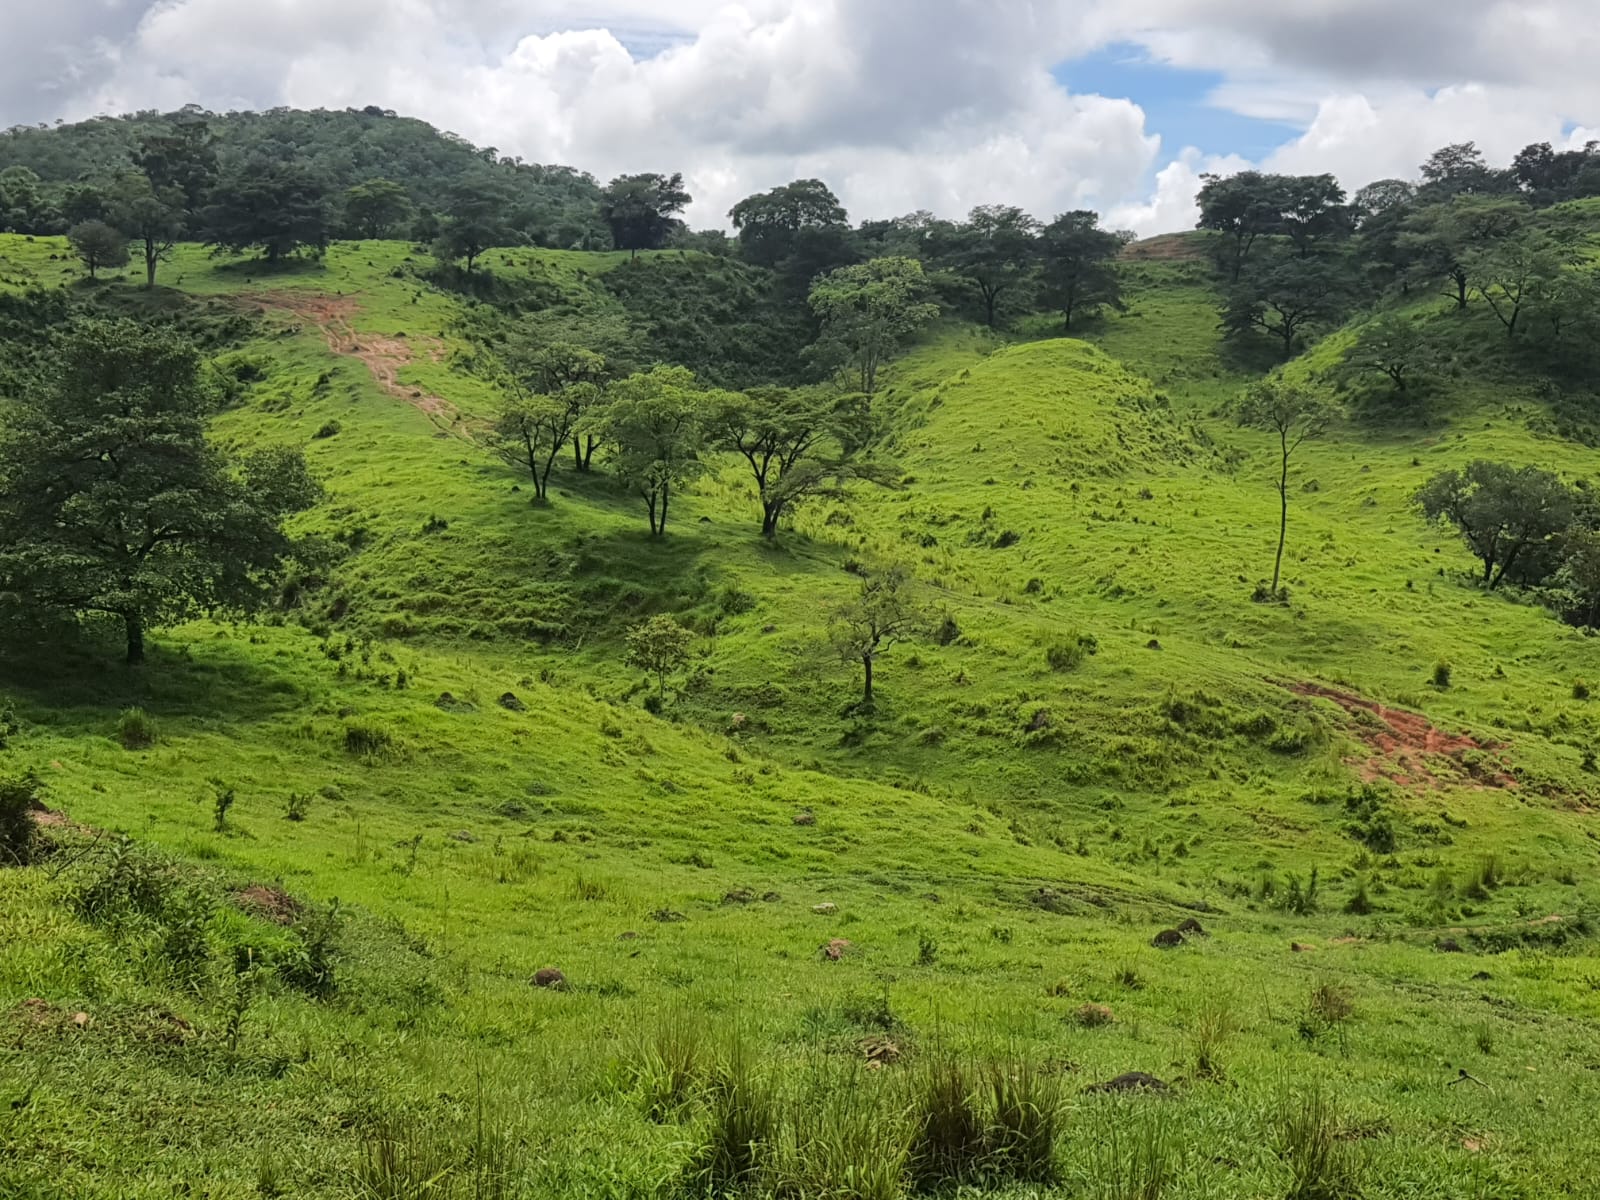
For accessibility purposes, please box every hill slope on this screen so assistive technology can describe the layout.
[3,234,1600,1199]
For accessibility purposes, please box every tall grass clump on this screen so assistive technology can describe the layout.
[685,1040,780,1196]
[775,1064,908,1200]
[0,769,45,867]
[1086,1104,1175,1200]
[117,706,158,749]
[627,1011,710,1122]
[1280,1087,1364,1200]
[908,1053,1062,1190]
[344,719,396,760]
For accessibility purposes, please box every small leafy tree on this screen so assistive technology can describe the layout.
[491,343,607,500]
[1223,253,1354,361]
[0,320,321,663]
[601,366,716,536]
[1337,313,1440,402]
[626,614,696,702]
[809,257,939,395]
[1556,528,1600,629]
[343,178,413,239]
[434,180,515,273]
[711,386,871,538]
[829,566,925,708]
[600,173,691,256]
[68,220,130,280]
[940,204,1040,327]
[111,176,184,289]
[1038,210,1129,330]
[1236,380,1338,599]
[1416,461,1575,589]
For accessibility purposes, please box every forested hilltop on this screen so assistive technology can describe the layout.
[5,108,1600,1200]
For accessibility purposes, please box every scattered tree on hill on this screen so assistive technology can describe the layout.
[343,178,413,239]
[1399,196,1528,310]
[1038,210,1128,330]
[201,160,332,262]
[941,205,1041,327]
[0,320,321,664]
[729,179,856,285]
[601,366,714,536]
[491,343,607,500]
[435,180,515,272]
[1196,171,1286,281]
[1276,174,1352,257]
[0,166,50,233]
[1222,252,1354,361]
[111,177,185,289]
[829,565,924,708]
[1466,234,1570,338]
[1417,461,1575,590]
[809,257,939,395]
[135,120,219,223]
[1418,142,1509,200]
[1337,313,1440,402]
[1555,528,1600,629]
[1235,380,1338,600]
[626,614,696,703]
[600,173,691,256]
[68,220,129,280]
[712,386,871,538]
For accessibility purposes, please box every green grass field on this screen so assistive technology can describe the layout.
[4,234,1600,1199]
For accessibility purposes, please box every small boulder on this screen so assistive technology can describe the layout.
[1177,918,1208,937]
[822,938,852,961]
[1470,970,1492,981]
[1085,1071,1168,1095]
[722,888,756,906]
[498,692,526,712]
[1291,942,1316,953]
[812,902,838,915]
[793,810,816,827]
[649,909,687,923]
[761,891,782,903]
[1151,928,1185,948]
[449,830,477,843]
[531,967,567,990]
[1436,937,1464,953]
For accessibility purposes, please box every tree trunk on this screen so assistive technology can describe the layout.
[861,653,874,705]
[645,493,660,536]
[573,434,584,470]
[1271,438,1289,596]
[124,611,146,666]
[658,482,670,536]
[761,499,782,540]
[145,246,158,289]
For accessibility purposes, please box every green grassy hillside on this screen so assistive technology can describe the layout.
[5,234,1600,1199]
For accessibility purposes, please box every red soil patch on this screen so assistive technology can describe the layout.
[232,884,302,925]
[237,291,468,437]
[1121,232,1207,262]
[1287,682,1516,791]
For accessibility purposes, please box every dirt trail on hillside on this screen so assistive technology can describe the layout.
[1286,681,1516,791]
[238,291,471,439]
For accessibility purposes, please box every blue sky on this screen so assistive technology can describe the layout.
[1054,43,1298,162]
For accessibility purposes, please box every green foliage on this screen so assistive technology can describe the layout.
[116,706,157,749]
[600,173,690,254]
[1416,460,1574,589]
[1045,633,1099,672]
[201,159,331,262]
[809,257,939,394]
[0,769,44,867]
[0,319,321,663]
[626,614,696,702]
[600,365,720,535]
[67,220,129,279]
[1039,209,1129,330]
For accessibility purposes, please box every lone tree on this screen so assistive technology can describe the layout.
[490,343,606,500]
[1337,313,1441,403]
[201,160,332,263]
[1416,461,1574,590]
[111,177,184,289]
[343,178,413,239]
[600,173,691,256]
[941,204,1040,327]
[626,614,696,703]
[729,178,855,286]
[434,179,515,273]
[601,366,715,536]
[1223,252,1354,361]
[809,257,939,395]
[68,220,130,280]
[829,565,925,709]
[1235,379,1338,600]
[1038,210,1129,330]
[711,386,871,539]
[0,320,320,664]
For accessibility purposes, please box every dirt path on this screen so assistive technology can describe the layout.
[237,291,472,440]
[1286,681,1517,791]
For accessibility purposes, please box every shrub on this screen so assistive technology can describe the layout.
[1432,660,1452,689]
[285,792,311,822]
[209,777,236,832]
[70,836,183,929]
[984,1060,1061,1183]
[313,419,341,439]
[0,770,45,867]
[1045,633,1099,672]
[117,706,157,749]
[277,900,343,999]
[1192,998,1236,1080]
[685,1043,779,1195]
[627,1013,709,1122]
[1280,1087,1364,1200]
[908,1054,1062,1189]
[343,719,395,760]
[908,1058,986,1189]
[1575,678,1591,701]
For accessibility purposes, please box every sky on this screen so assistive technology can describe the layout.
[3,1,1599,236]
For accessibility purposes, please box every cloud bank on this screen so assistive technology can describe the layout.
[4,1,1597,235]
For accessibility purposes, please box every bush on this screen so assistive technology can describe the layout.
[1432,660,1452,689]
[0,770,45,867]
[313,419,341,439]
[70,837,184,929]
[1280,1087,1364,1200]
[117,706,157,749]
[343,719,395,760]
[277,900,343,999]
[1575,678,1591,701]
[1045,633,1098,672]
[285,793,311,822]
